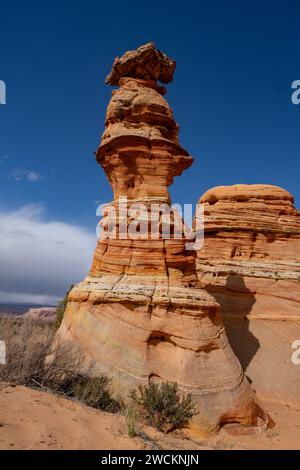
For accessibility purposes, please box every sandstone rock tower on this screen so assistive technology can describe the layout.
[53,44,267,432]
[196,184,300,405]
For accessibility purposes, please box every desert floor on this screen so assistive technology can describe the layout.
[0,383,299,450]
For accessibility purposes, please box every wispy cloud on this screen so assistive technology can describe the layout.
[0,204,95,304]
[10,167,56,182]
[0,155,8,164]
[11,168,43,182]
[26,171,42,182]
[11,168,43,183]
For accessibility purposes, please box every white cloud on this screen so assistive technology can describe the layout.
[0,204,96,305]
[26,171,41,182]
[11,168,43,182]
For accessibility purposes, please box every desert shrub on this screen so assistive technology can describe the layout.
[0,317,55,386]
[0,316,119,413]
[65,375,120,413]
[0,317,79,391]
[121,401,139,438]
[54,284,74,329]
[130,381,197,433]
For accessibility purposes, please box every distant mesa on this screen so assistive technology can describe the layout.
[0,303,55,319]
[22,307,57,322]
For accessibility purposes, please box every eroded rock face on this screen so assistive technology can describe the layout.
[196,184,300,405]
[52,47,267,433]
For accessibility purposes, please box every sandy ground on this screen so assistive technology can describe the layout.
[0,383,299,450]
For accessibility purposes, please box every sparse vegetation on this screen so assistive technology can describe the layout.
[130,381,197,433]
[54,284,74,329]
[67,375,120,412]
[0,317,76,393]
[0,316,119,413]
[121,401,139,438]
[0,316,55,386]
[0,316,197,431]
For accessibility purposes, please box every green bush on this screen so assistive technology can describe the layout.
[66,375,120,413]
[54,285,74,329]
[130,381,197,433]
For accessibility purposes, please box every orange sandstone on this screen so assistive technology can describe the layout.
[52,45,267,433]
[196,184,300,405]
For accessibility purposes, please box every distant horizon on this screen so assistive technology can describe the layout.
[0,301,56,307]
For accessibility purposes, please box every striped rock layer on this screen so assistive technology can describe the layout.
[196,184,300,405]
[52,44,267,433]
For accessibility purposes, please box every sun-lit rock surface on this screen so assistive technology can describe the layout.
[196,184,300,405]
[105,42,176,85]
[52,46,267,433]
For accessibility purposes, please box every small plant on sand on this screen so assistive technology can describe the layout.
[54,284,74,329]
[67,375,120,413]
[121,401,139,438]
[130,381,197,433]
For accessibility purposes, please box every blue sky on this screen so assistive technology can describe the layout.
[0,0,299,303]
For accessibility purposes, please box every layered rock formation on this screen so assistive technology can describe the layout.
[196,184,300,405]
[52,44,267,433]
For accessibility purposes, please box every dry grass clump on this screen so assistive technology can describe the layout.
[0,316,55,386]
[0,315,119,413]
[121,401,140,438]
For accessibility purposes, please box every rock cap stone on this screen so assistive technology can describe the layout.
[105,42,176,86]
